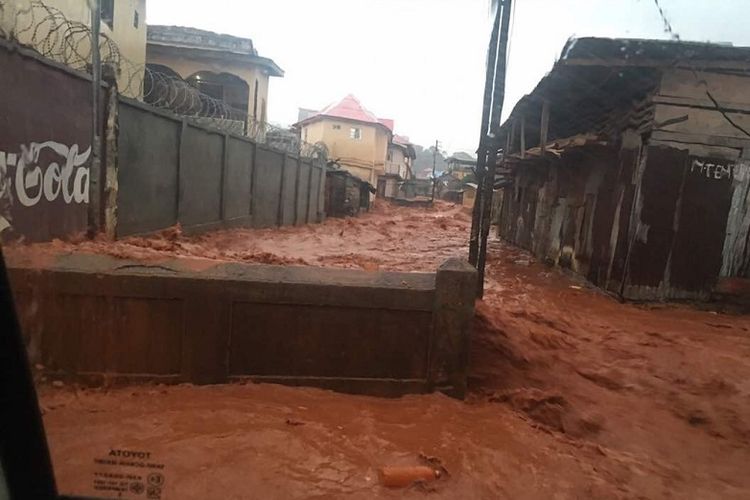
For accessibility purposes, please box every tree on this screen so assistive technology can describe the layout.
[412,144,447,178]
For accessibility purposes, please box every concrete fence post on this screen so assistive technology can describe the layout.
[220,133,229,221]
[317,162,326,222]
[306,161,314,224]
[277,153,287,226]
[294,156,302,225]
[250,142,257,217]
[103,83,119,239]
[429,257,477,399]
[176,118,187,223]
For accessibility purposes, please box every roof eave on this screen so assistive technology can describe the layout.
[147,42,284,77]
[294,114,392,133]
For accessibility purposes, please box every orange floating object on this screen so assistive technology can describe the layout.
[378,465,438,488]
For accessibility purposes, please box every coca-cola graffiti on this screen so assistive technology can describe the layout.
[1,41,98,242]
[0,141,91,235]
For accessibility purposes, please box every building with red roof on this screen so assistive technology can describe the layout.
[294,95,397,186]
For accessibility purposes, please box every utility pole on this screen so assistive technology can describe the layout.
[468,0,502,266]
[431,139,439,202]
[469,0,512,297]
[88,0,102,236]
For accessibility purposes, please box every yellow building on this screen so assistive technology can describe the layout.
[2,0,147,96]
[146,25,283,129]
[295,95,392,185]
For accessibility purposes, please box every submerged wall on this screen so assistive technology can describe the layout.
[9,254,476,398]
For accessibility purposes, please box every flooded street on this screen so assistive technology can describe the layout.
[23,201,750,499]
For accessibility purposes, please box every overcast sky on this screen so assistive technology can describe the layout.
[147,0,750,154]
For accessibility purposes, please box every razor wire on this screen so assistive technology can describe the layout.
[0,0,326,159]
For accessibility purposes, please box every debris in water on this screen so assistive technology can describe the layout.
[378,465,439,488]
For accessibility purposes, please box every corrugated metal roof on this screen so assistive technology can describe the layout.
[497,37,750,155]
[561,37,750,66]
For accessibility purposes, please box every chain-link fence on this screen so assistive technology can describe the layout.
[0,0,327,159]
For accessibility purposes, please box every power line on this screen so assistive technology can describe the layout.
[651,0,750,139]
[653,0,680,41]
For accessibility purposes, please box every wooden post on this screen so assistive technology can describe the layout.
[468,1,503,266]
[476,0,513,297]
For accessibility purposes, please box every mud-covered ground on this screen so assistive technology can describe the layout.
[15,201,750,498]
[17,201,469,272]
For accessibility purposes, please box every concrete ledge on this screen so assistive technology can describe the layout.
[9,254,476,397]
[392,198,434,208]
[231,376,430,398]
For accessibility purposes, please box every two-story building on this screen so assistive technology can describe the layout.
[378,135,416,198]
[2,0,147,96]
[295,95,393,186]
[445,153,477,181]
[145,25,283,133]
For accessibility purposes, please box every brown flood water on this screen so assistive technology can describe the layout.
[11,200,750,499]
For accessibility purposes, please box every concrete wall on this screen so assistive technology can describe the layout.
[115,98,325,236]
[0,38,101,241]
[252,147,284,228]
[295,161,311,224]
[116,103,180,234]
[9,254,477,398]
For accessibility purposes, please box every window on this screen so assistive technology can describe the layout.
[387,151,392,161]
[133,10,139,29]
[100,0,114,29]
[303,128,308,141]
[332,124,341,130]
[350,127,361,140]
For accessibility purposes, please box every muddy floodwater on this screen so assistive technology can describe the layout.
[9,200,750,499]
